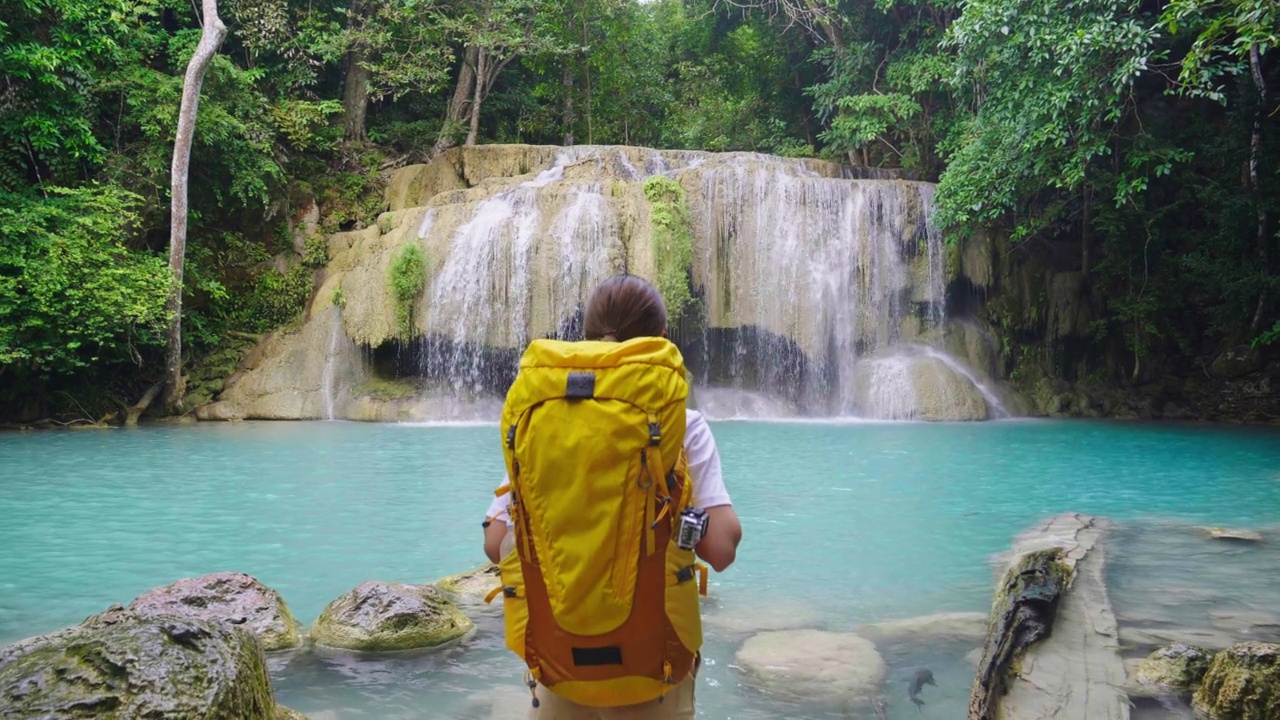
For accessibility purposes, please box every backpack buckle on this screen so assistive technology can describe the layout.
[648,422,661,446]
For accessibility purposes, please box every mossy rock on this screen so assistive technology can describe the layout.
[276,706,310,720]
[1136,643,1212,692]
[310,581,474,652]
[1193,641,1280,719]
[128,571,304,651]
[0,606,274,719]
[433,563,501,604]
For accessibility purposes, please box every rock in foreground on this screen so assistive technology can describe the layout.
[734,629,885,703]
[0,606,274,719]
[1193,641,1280,720]
[128,571,303,651]
[1136,643,1212,693]
[311,581,474,651]
[969,512,1128,720]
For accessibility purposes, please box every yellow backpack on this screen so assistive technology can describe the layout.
[487,336,708,708]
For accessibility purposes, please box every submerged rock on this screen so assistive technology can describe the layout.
[433,563,501,604]
[702,598,826,635]
[310,581,474,651]
[734,629,885,703]
[1196,526,1265,542]
[1193,641,1280,720]
[128,571,303,651]
[0,605,275,719]
[1136,643,1213,692]
[854,611,989,645]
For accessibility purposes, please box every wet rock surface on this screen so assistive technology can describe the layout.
[432,563,501,604]
[1135,643,1212,692]
[128,571,303,651]
[310,581,474,652]
[0,605,275,719]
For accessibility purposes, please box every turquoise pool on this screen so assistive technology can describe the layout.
[2,418,1278,718]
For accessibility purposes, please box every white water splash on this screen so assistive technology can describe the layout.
[918,345,1009,418]
[322,307,342,421]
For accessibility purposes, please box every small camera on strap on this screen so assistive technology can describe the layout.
[675,507,709,550]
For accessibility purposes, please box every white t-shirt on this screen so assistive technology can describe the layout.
[485,409,731,527]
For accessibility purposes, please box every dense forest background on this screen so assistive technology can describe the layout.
[1,0,1275,422]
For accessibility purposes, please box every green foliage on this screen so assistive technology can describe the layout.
[1255,321,1280,348]
[331,286,347,308]
[935,0,1165,237]
[303,234,328,268]
[0,0,135,189]
[387,243,427,336]
[642,176,694,321]
[0,185,173,377]
[236,263,315,333]
[1161,0,1278,103]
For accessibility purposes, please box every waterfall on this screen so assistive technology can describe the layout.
[421,151,621,396]
[322,306,342,421]
[689,156,949,416]
[271,144,1012,423]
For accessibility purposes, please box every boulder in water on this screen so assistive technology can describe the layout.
[1136,643,1213,692]
[276,706,310,720]
[854,611,989,645]
[433,563,501,604]
[734,629,885,703]
[1193,641,1280,720]
[310,581,474,651]
[128,571,303,651]
[0,605,275,719]
[851,352,990,421]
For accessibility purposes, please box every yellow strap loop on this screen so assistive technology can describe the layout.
[483,585,504,604]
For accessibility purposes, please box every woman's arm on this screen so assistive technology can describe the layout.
[483,519,508,564]
[695,504,742,572]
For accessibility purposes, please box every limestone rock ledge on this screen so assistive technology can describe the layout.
[969,512,1129,720]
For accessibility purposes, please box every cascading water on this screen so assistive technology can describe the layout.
[223,145,1009,423]
[688,157,961,417]
[322,306,342,421]
[420,151,623,398]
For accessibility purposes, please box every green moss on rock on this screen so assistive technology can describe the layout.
[1137,643,1213,692]
[0,606,274,719]
[1193,641,1280,720]
[642,175,694,321]
[310,581,474,652]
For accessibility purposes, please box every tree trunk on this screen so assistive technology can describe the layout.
[466,49,487,146]
[562,63,575,146]
[162,0,227,414]
[1248,43,1269,335]
[342,50,370,145]
[431,45,478,158]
